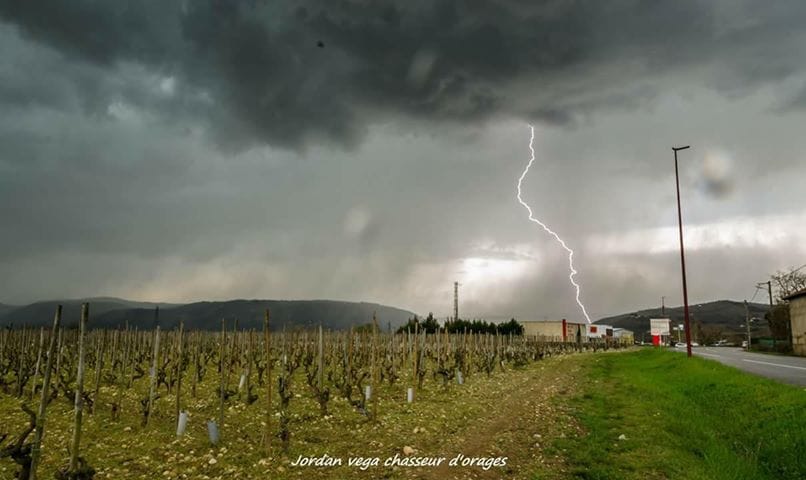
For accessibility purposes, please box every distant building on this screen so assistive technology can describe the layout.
[784,288,806,356]
[587,324,613,340]
[613,328,634,344]
[521,319,588,343]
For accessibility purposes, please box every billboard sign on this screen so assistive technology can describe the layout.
[650,319,670,336]
[650,318,670,346]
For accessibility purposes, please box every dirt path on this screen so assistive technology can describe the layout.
[408,356,586,480]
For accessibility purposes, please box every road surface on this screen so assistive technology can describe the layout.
[675,346,806,387]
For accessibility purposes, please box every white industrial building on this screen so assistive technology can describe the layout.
[613,328,634,344]
[587,324,613,340]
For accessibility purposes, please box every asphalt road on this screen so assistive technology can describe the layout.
[674,346,806,387]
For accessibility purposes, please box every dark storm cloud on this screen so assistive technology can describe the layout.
[3,1,806,150]
[2,1,806,317]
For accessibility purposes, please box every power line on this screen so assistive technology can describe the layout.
[749,286,762,303]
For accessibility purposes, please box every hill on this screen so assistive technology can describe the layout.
[595,300,770,335]
[0,298,176,328]
[0,298,415,331]
[0,303,17,317]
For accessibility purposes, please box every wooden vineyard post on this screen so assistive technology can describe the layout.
[464,328,469,380]
[109,328,120,419]
[146,319,161,427]
[436,324,441,367]
[14,328,25,396]
[371,313,379,421]
[468,331,474,379]
[347,326,354,386]
[281,324,286,368]
[91,331,104,414]
[116,324,130,419]
[54,327,63,384]
[263,309,272,455]
[390,332,396,387]
[226,318,237,397]
[109,329,118,388]
[29,306,62,480]
[495,329,501,371]
[30,327,45,400]
[420,327,427,389]
[244,329,254,403]
[317,325,324,392]
[124,325,135,389]
[413,321,419,398]
[191,338,199,399]
[176,319,184,422]
[218,317,226,441]
[68,303,89,473]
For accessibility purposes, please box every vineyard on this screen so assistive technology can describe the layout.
[0,304,624,479]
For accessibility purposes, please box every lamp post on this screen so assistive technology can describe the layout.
[673,145,693,358]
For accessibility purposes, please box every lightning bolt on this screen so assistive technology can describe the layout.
[516,124,592,324]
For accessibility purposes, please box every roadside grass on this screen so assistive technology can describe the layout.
[550,348,805,480]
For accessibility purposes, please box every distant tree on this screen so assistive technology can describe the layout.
[694,319,704,344]
[396,313,440,334]
[398,316,523,335]
[420,313,440,333]
[445,319,469,333]
[765,304,791,340]
[471,319,494,334]
[498,319,524,335]
[695,321,723,346]
[396,315,419,334]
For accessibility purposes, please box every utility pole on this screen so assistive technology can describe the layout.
[673,145,693,358]
[661,296,665,317]
[767,280,775,348]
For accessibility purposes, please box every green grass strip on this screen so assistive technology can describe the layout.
[549,349,805,480]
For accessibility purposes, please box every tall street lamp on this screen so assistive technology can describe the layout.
[673,145,693,358]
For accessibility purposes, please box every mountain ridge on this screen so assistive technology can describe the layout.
[594,299,771,335]
[0,298,416,331]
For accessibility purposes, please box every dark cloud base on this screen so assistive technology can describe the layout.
[3,1,805,151]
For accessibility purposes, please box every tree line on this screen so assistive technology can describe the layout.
[396,314,523,335]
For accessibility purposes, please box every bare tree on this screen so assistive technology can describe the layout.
[771,265,806,302]
[765,305,791,340]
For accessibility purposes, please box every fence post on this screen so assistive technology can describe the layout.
[29,306,62,480]
[68,303,89,472]
[263,309,272,454]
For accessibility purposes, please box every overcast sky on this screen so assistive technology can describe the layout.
[2,1,806,321]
